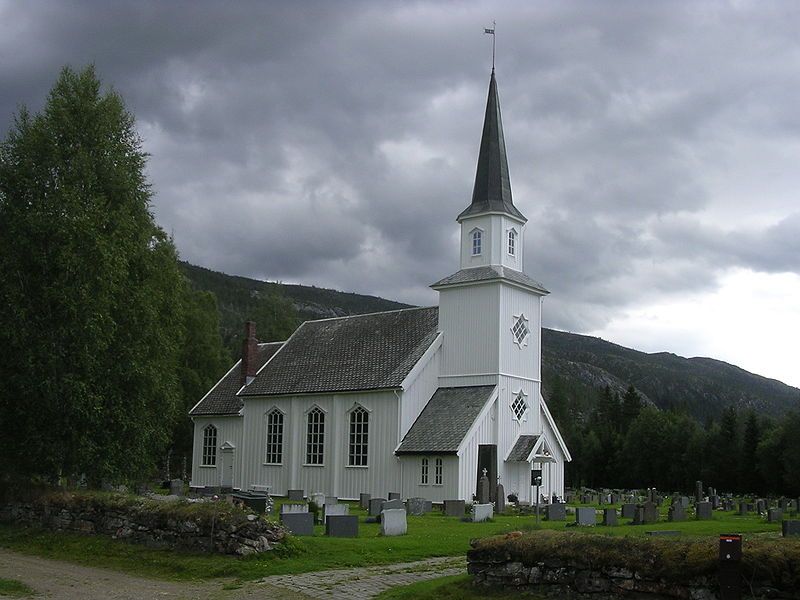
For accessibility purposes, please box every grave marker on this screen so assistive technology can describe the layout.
[326,515,358,537]
[380,508,407,536]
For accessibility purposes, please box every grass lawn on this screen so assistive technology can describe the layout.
[0,499,785,583]
[0,577,35,598]
[374,574,545,599]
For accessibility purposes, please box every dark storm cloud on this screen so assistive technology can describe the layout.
[2,0,799,333]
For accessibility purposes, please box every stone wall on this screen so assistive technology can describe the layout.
[1,494,287,556]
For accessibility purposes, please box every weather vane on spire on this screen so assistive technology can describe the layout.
[484,21,496,71]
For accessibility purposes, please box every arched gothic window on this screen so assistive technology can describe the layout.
[348,407,369,466]
[472,229,482,255]
[202,425,217,466]
[265,409,284,464]
[306,407,325,465]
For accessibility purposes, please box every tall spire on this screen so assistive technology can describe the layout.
[458,71,526,222]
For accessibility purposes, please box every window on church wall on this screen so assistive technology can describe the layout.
[512,314,530,346]
[512,391,528,422]
[348,407,369,466]
[420,457,429,484]
[507,229,516,256]
[202,425,217,466]
[305,407,325,465]
[265,409,284,464]
[434,457,443,485]
[471,229,482,255]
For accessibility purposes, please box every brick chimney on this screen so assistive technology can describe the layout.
[241,321,258,386]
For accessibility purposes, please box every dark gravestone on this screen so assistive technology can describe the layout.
[388,492,400,501]
[545,503,566,521]
[359,493,371,510]
[495,484,506,514]
[423,500,433,513]
[406,497,426,516]
[287,489,305,501]
[696,501,713,520]
[782,521,800,537]
[757,499,766,514]
[576,507,595,526]
[679,496,690,509]
[382,499,404,510]
[478,471,491,505]
[610,493,621,505]
[621,503,637,519]
[711,495,720,509]
[668,503,686,522]
[602,508,618,526]
[768,508,783,523]
[695,480,703,504]
[368,498,386,517]
[632,506,645,525]
[326,515,358,538]
[739,502,748,516]
[280,512,314,536]
[779,498,790,511]
[444,500,465,517]
[643,502,659,524]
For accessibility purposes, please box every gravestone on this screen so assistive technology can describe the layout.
[380,509,407,536]
[326,515,358,538]
[782,521,800,537]
[287,489,305,501]
[444,500,465,517]
[780,498,790,512]
[711,495,720,509]
[739,502,748,516]
[478,469,490,505]
[708,486,715,499]
[757,499,766,514]
[472,503,494,522]
[610,493,621,505]
[576,507,595,526]
[602,508,618,526]
[668,503,686,522]
[383,499,404,510]
[325,496,338,507]
[695,480,703,504]
[621,503,637,519]
[323,503,349,523]
[406,497,426,516]
[495,484,506,514]
[768,508,783,523]
[310,492,325,508]
[359,493,371,510]
[679,496,690,509]
[280,512,314,536]
[696,501,713,520]
[546,503,566,521]
[388,492,400,501]
[424,500,433,513]
[280,503,308,514]
[169,479,183,496]
[369,498,386,517]
[632,506,645,525]
[643,502,659,524]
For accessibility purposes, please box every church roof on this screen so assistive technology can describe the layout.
[240,306,439,397]
[189,342,284,416]
[431,265,549,295]
[458,70,526,223]
[395,386,496,454]
[506,434,540,462]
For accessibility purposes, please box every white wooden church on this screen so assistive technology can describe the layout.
[189,70,571,503]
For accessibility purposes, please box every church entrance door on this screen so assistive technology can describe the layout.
[476,444,497,502]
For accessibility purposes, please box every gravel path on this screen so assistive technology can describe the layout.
[0,548,464,599]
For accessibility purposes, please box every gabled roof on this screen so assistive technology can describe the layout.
[506,434,540,462]
[189,342,284,416]
[240,307,439,397]
[431,265,549,295]
[395,386,496,454]
[458,70,526,223]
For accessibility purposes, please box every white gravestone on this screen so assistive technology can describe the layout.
[310,492,326,507]
[280,503,308,514]
[380,508,408,536]
[324,503,349,523]
[472,503,494,522]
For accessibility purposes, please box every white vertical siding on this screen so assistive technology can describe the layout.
[398,455,459,502]
[456,399,498,501]
[438,284,500,376]
[400,344,441,438]
[189,416,243,489]
[238,391,400,500]
[459,215,492,269]
[498,283,542,382]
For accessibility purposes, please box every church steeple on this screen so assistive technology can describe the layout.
[458,70,526,223]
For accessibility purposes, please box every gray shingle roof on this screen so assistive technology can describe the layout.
[189,343,283,416]
[431,265,549,295]
[458,70,526,223]
[395,386,496,454]
[506,434,540,462]
[240,307,439,396]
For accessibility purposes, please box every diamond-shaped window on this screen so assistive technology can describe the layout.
[512,315,529,346]
[511,392,528,421]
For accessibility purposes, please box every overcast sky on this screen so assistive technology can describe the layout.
[2,1,799,388]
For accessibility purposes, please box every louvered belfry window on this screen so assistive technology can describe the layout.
[306,407,325,465]
[348,407,369,466]
[202,424,217,466]
[265,409,284,464]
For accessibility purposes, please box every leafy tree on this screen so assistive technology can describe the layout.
[740,410,762,493]
[0,66,186,485]
[621,385,642,431]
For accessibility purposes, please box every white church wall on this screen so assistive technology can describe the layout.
[459,215,492,269]
[399,339,441,438]
[240,391,400,499]
[398,455,460,502]
[456,399,498,502]
[438,284,500,377]
[189,415,242,489]
[498,283,542,382]
[498,216,525,271]
[497,375,540,464]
